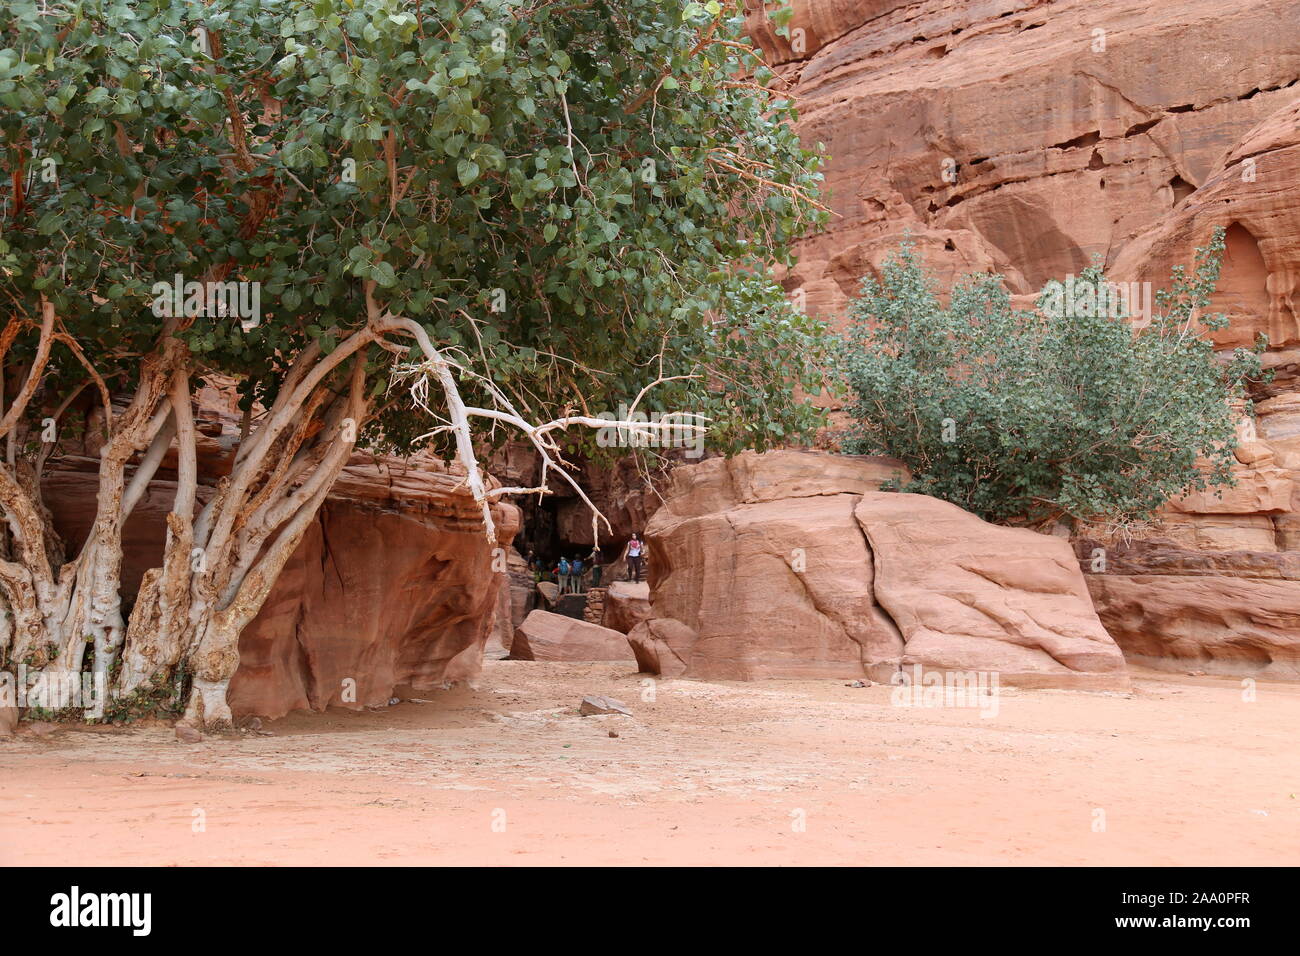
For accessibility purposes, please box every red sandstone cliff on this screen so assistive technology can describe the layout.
[748,0,1300,675]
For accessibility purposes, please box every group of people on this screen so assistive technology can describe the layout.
[554,552,594,595]
[527,533,647,595]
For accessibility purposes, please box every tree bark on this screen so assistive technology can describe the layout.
[176,355,367,729]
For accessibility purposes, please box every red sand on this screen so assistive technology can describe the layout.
[2,661,1297,865]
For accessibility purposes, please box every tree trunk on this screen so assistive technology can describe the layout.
[117,350,368,730]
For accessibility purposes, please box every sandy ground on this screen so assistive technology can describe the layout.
[2,661,1298,866]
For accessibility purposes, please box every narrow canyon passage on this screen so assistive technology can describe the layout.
[3,662,1295,866]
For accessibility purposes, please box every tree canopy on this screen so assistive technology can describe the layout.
[0,0,830,726]
[2,0,830,458]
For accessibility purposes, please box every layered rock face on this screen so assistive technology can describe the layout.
[751,0,1300,317]
[632,451,1128,687]
[1078,541,1300,678]
[750,0,1300,674]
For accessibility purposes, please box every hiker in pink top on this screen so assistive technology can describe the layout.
[623,533,645,583]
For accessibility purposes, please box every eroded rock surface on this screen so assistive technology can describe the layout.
[1087,574,1300,678]
[43,422,519,719]
[601,581,652,634]
[228,466,519,719]
[634,451,1127,688]
[750,0,1300,326]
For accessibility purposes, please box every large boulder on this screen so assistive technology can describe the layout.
[510,610,636,663]
[601,581,651,634]
[856,494,1126,686]
[227,467,520,718]
[535,581,559,606]
[632,450,1127,688]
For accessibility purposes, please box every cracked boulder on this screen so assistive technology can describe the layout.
[632,450,1128,689]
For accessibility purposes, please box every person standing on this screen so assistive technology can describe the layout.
[587,546,603,589]
[624,533,645,583]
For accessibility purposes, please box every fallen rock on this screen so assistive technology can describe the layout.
[536,581,559,606]
[639,450,1128,688]
[579,695,631,716]
[175,724,203,743]
[601,581,651,634]
[510,610,636,663]
[626,618,696,678]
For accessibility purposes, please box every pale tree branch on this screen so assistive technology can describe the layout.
[373,290,705,545]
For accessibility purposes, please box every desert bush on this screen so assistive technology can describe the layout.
[839,228,1268,527]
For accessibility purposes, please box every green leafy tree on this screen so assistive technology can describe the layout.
[0,0,828,727]
[839,228,1266,527]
